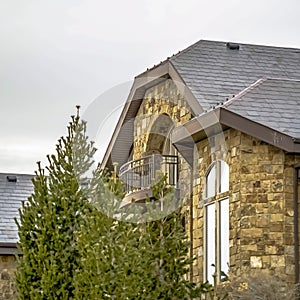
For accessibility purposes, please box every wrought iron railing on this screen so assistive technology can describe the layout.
[119,154,178,195]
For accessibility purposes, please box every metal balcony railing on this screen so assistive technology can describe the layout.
[119,154,178,195]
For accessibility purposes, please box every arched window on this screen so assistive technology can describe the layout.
[146,114,176,156]
[206,160,229,198]
[205,160,229,283]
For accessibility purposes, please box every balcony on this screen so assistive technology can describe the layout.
[119,154,178,202]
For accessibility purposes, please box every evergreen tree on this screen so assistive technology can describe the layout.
[73,170,145,299]
[137,175,204,299]
[74,173,206,299]
[15,108,96,299]
[16,108,211,299]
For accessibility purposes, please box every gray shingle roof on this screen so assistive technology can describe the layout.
[170,40,300,111]
[222,78,300,139]
[102,39,300,170]
[0,173,34,244]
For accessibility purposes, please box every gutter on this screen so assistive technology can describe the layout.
[0,242,19,255]
[190,153,194,281]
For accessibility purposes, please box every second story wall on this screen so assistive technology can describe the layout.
[133,79,192,160]
[131,79,193,201]
[192,128,300,284]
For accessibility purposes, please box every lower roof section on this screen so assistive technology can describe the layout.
[172,107,300,157]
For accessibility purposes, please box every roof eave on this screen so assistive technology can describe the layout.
[0,242,19,255]
[220,109,300,153]
[171,108,300,153]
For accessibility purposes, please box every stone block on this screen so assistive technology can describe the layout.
[256,214,269,227]
[265,245,277,254]
[242,228,263,238]
[270,214,284,223]
[270,255,285,267]
[250,256,262,268]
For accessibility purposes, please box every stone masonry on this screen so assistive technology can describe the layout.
[0,255,16,300]
[132,78,300,285]
[133,79,193,203]
[192,129,300,284]
[133,79,192,160]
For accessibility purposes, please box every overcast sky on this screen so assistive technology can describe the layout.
[1,0,300,174]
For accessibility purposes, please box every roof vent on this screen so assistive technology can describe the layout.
[7,175,17,182]
[226,42,240,50]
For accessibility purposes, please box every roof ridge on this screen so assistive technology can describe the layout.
[0,173,35,177]
[171,40,300,60]
[262,77,300,82]
[222,78,267,108]
[137,40,300,79]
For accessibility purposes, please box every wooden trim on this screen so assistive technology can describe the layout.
[220,109,300,153]
[171,108,300,153]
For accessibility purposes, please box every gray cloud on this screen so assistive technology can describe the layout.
[1,0,300,173]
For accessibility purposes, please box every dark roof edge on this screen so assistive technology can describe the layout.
[293,138,300,144]
[136,58,169,78]
[171,108,300,153]
[220,109,300,152]
[0,242,18,255]
[0,242,17,248]
[0,173,35,177]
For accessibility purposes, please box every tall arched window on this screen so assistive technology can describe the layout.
[205,160,229,283]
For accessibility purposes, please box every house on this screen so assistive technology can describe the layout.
[101,40,300,285]
[0,173,34,299]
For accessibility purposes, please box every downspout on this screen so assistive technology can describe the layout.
[190,164,194,282]
[294,166,299,284]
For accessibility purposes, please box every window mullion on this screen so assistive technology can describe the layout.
[216,200,221,282]
[216,160,221,195]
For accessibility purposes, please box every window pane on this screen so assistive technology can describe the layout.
[206,203,215,283]
[220,198,229,278]
[220,161,229,193]
[206,164,216,198]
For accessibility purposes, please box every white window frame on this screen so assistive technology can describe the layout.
[204,160,229,284]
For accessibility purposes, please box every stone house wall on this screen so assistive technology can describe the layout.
[192,129,300,284]
[0,255,16,300]
[128,78,300,285]
[133,79,193,203]
[133,79,192,160]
